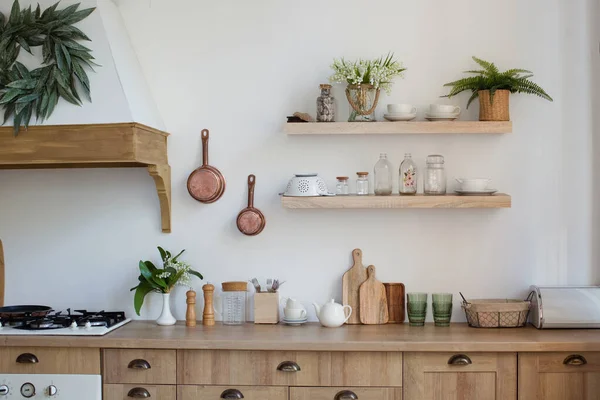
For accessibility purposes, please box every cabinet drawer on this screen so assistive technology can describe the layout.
[178,350,331,386]
[521,352,600,373]
[103,349,176,384]
[291,387,402,400]
[332,352,402,387]
[103,384,176,400]
[0,347,99,374]
[179,385,288,400]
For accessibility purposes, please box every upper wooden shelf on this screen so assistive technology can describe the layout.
[284,121,512,135]
[0,123,172,233]
[282,194,511,209]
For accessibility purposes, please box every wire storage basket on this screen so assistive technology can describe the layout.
[461,293,532,328]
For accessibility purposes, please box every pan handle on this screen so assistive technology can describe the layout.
[248,175,256,208]
[201,129,210,166]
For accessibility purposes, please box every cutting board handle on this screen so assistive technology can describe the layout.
[367,265,375,278]
[352,248,362,264]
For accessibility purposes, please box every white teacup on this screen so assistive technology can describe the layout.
[281,297,304,310]
[430,104,461,114]
[387,104,417,114]
[284,308,307,320]
[456,178,491,191]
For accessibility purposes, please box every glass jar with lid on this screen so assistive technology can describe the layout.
[356,172,369,195]
[336,176,349,195]
[374,153,393,196]
[316,84,335,122]
[221,281,247,325]
[424,155,446,195]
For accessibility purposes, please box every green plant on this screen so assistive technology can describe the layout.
[130,247,203,316]
[0,0,97,134]
[443,56,553,108]
[329,53,406,94]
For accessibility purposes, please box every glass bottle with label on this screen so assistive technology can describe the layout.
[374,153,393,196]
[399,153,417,195]
[356,172,369,195]
[424,155,446,195]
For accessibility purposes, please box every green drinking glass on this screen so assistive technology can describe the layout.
[407,295,428,326]
[432,301,453,327]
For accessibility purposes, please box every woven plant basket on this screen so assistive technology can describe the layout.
[478,89,510,121]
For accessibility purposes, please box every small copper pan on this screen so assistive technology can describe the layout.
[187,129,226,203]
[237,175,266,236]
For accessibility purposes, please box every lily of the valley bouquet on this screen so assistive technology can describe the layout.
[329,53,406,94]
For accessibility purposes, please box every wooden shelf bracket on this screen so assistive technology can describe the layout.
[148,164,172,233]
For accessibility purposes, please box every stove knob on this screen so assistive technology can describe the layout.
[20,382,35,398]
[47,385,57,396]
[0,385,8,395]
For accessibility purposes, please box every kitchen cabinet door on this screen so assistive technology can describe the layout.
[519,352,600,400]
[179,385,288,400]
[404,352,517,400]
[103,384,176,400]
[291,387,401,400]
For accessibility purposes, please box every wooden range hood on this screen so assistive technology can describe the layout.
[0,123,172,233]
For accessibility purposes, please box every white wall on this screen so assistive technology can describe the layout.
[0,0,595,322]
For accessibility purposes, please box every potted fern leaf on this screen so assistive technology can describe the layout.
[443,57,553,121]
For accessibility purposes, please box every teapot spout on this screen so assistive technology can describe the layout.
[312,303,321,317]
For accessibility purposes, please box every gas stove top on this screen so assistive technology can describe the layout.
[0,309,131,336]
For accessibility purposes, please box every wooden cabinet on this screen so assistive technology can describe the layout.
[179,385,288,400]
[291,387,402,400]
[103,349,176,384]
[103,384,176,400]
[519,352,600,400]
[404,352,517,400]
[0,347,99,374]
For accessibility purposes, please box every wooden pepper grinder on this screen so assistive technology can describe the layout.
[202,283,215,326]
[186,290,197,327]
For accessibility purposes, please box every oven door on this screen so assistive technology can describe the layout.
[0,374,101,399]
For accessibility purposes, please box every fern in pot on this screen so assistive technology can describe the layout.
[131,247,203,326]
[443,56,553,121]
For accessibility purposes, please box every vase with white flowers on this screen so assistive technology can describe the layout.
[329,53,406,122]
[131,247,203,326]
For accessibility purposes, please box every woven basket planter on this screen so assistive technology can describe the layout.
[478,89,510,121]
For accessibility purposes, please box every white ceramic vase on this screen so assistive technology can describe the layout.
[156,293,176,326]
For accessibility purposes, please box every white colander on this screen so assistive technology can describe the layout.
[283,173,334,196]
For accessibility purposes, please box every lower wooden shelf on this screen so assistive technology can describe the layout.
[281,194,511,209]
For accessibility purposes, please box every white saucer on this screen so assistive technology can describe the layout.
[384,113,417,121]
[455,189,498,196]
[426,113,459,121]
[282,318,308,326]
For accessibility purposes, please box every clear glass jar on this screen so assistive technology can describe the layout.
[316,84,335,122]
[356,172,369,195]
[424,155,446,195]
[221,281,247,325]
[374,153,393,196]
[399,153,417,195]
[347,84,377,122]
[336,176,349,195]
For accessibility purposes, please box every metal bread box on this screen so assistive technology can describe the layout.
[529,285,600,329]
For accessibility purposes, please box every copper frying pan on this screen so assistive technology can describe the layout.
[237,175,266,236]
[187,129,226,203]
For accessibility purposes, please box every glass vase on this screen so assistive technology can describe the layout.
[346,84,380,122]
[156,293,176,326]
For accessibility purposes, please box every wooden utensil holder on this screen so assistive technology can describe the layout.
[254,292,279,324]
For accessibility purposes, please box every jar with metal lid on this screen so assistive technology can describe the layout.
[336,176,349,195]
[221,281,247,325]
[316,84,335,122]
[356,172,369,195]
[424,155,446,195]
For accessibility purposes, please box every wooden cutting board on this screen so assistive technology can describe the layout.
[0,239,4,307]
[359,265,389,324]
[384,283,405,323]
[342,248,368,324]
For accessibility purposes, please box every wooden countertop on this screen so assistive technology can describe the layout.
[1,322,599,352]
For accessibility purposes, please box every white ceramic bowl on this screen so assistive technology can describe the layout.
[283,174,331,196]
[456,178,491,192]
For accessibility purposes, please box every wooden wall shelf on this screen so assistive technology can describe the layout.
[281,194,511,209]
[0,123,172,233]
[284,121,512,135]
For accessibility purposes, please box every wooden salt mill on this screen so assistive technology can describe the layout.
[186,290,197,327]
[202,283,215,326]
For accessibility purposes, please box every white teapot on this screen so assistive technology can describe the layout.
[313,299,352,328]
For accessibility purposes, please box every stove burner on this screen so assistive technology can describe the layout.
[5,309,127,331]
[29,318,58,329]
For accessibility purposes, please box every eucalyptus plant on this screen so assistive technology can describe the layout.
[130,247,203,316]
[443,56,553,107]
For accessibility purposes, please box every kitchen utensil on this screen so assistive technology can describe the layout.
[186,290,197,327]
[342,248,368,324]
[222,282,248,325]
[270,279,285,292]
[384,283,405,323]
[462,294,532,328]
[0,239,4,307]
[529,286,600,329]
[0,305,52,319]
[202,283,215,326]
[250,278,261,293]
[237,175,266,236]
[313,299,352,328]
[187,129,226,203]
[266,278,273,292]
[455,178,491,191]
[283,173,334,196]
[455,189,498,196]
[359,265,389,324]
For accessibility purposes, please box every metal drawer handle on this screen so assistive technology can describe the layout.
[221,389,245,399]
[127,387,151,398]
[335,390,358,400]
[277,361,301,372]
[16,353,39,364]
[448,354,472,366]
[564,354,587,366]
[128,359,152,369]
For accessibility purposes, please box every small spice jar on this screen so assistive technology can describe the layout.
[356,172,369,195]
[316,84,335,122]
[221,281,247,325]
[336,176,349,195]
[424,155,446,195]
